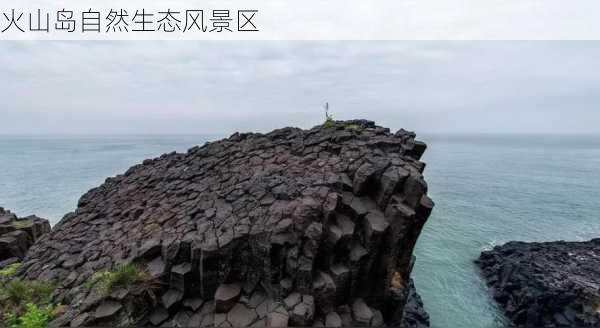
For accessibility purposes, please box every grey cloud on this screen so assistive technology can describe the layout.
[1,41,599,135]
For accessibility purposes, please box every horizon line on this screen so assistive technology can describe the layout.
[1,131,600,137]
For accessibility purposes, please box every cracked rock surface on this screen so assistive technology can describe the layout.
[477,239,600,327]
[18,119,433,327]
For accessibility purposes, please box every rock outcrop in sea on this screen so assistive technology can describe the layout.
[17,119,434,327]
[0,207,50,268]
[477,239,600,327]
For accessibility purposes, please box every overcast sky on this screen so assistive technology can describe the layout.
[1,41,599,135]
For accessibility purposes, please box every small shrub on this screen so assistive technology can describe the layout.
[0,263,21,277]
[322,118,336,129]
[4,303,57,328]
[322,102,337,128]
[323,112,336,128]
[1,279,58,328]
[0,279,55,309]
[87,264,159,299]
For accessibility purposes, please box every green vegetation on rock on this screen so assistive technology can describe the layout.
[4,303,60,328]
[0,262,21,277]
[11,220,32,229]
[323,110,336,128]
[0,279,55,309]
[321,108,363,131]
[343,123,361,131]
[86,263,159,298]
[322,118,363,131]
[1,278,59,328]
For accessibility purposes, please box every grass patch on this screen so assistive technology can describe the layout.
[86,264,159,299]
[320,108,363,131]
[322,118,363,132]
[342,123,361,131]
[0,279,59,328]
[12,220,32,229]
[0,263,21,277]
[0,279,55,309]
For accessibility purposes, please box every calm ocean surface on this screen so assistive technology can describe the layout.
[1,134,599,328]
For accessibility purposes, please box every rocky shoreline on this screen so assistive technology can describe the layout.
[477,239,600,327]
[10,119,433,327]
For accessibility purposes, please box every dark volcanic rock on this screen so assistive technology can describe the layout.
[477,239,600,327]
[215,283,241,312]
[19,119,434,327]
[0,207,51,264]
[400,280,430,328]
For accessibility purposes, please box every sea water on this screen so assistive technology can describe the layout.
[414,134,600,328]
[1,134,599,328]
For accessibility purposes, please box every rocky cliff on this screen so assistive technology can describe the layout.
[17,119,434,327]
[477,239,600,327]
[0,207,50,267]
